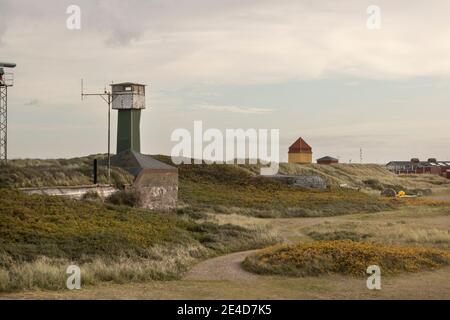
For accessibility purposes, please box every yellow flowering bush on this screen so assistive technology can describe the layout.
[242,240,450,277]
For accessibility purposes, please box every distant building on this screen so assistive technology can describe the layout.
[386,158,450,178]
[317,156,339,165]
[288,137,312,164]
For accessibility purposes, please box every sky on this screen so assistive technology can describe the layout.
[1,0,450,163]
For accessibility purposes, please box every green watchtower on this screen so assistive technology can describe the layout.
[111,83,146,154]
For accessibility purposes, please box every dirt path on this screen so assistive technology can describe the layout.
[182,216,334,282]
[184,250,257,281]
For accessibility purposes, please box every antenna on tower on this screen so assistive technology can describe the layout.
[0,61,17,165]
[81,79,114,184]
[81,79,84,101]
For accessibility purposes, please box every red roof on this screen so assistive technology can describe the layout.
[289,137,312,153]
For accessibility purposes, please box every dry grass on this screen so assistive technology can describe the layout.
[303,221,450,251]
[0,155,134,188]
[396,198,449,207]
[0,244,207,292]
[275,163,450,190]
[242,240,450,277]
[206,213,270,229]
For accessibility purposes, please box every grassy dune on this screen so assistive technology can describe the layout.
[276,163,450,190]
[170,160,396,217]
[2,155,399,218]
[0,155,134,188]
[0,189,278,292]
[2,155,446,293]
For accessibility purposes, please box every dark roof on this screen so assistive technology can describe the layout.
[386,160,450,167]
[317,156,338,161]
[111,82,146,87]
[289,137,312,153]
[111,150,176,177]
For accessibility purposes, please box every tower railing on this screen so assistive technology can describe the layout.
[0,73,14,87]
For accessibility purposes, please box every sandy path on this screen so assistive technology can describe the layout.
[182,215,353,282]
[184,250,257,281]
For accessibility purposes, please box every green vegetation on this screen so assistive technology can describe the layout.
[0,189,278,292]
[171,161,395,218]
[2,155,447,293]
[1,155,398,218]
[242,240,450,277]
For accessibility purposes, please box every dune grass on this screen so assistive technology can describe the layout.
[0,155,134,188]
[242,240,450,277]
[302,206,450,250]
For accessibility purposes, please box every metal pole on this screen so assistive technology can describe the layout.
[107,93,111,185]
[81,82,113,185]
[4,86,6,164]
[0,86,7,164]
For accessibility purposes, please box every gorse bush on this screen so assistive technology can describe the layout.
[242,240,450,277]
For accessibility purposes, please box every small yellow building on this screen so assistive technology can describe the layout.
[288,137,312,164]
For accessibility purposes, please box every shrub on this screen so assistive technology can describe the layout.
[363,179,383,191]
[107,190,142,207]
[81,191,103,202]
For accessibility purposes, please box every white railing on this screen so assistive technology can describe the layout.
[0,73,13,86]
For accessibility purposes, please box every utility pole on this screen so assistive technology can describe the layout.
[360,147,363,164]
[81,80,113,184]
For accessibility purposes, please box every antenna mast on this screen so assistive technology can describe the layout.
[81,79,113,184]
[0,62,16,165]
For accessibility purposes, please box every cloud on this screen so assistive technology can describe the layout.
[1,0,449,161]
[4,0,450,84]
[0,0,11,45]
[24,99,39,106]
[198,105,273,114]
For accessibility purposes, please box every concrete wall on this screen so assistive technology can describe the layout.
[288,152,312,164]
[262,175,327,189]
[20,185,118,199]
[134,170,178,210]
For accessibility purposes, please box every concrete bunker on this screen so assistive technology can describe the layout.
[111,150,178,211]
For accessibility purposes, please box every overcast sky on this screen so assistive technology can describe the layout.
[1,0,450,163]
